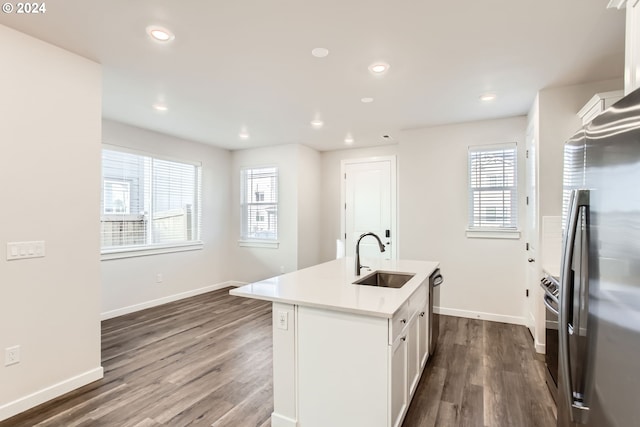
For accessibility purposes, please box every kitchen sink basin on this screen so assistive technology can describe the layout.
[353,270,415,289]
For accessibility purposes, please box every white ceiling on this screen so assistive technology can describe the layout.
[0,0,625,151]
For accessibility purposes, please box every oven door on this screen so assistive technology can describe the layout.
[543,291,559,401]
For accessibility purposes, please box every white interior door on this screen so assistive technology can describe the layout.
[525,124,539,339]
[342,157,396,261]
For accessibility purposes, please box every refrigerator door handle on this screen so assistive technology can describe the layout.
[559,189,590,424]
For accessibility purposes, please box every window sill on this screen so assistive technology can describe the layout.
[238,240,280,249]
[101,241,204,261]
[466,229,521,239]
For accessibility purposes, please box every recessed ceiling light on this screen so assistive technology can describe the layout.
[239,130,250,140]
[344,134,355,145]
[480,93,497,102]
[152,102,168,112]
[146,26,175,43]
[311,48,329,58]
[310,119,324,129]
[368,62,390,75]
[361,97,374,103]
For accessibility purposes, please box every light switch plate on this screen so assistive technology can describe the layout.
[6,241,45,261]
[5,345,20,366]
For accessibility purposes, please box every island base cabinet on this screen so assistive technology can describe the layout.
[270,283,431,427]
[297,306,389,427]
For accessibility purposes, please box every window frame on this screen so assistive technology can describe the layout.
[239,165,279,248]
[100,145,203,260]
[466,142,520,239]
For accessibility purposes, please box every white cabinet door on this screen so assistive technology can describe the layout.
[406,315,420,397]
[418,307,429,368]
[390,335,407,427]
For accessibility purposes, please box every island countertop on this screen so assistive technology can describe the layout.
[229,257,439,318]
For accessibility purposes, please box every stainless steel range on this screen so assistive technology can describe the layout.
[540,274,560,402]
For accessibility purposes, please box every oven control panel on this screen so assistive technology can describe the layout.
[540,275,560,298]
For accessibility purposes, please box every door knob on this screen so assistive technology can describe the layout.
[528,258,535,263]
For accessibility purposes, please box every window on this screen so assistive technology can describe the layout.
[241,167,278,242]
[101,147,202,254]
[103,180,131,214]
[562,142,585,231]
[468,143,518,235]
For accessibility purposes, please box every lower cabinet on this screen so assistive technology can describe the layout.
[418,303,429,368]
[406,314,420,396]
[273,280,430,427]
[389,283,429,427]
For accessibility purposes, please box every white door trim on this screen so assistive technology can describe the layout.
[340,156,398,259]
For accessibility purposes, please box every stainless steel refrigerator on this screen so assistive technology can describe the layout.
[558,87,640,427]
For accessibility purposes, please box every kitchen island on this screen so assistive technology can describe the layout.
[230,257,439,427]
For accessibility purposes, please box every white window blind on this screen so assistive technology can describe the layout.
[101,148,202,251]
[561,142,585,231]
[241,167,278,240]
[468,143,518,230]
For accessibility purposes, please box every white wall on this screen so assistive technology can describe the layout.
[0,25,103,421]
[297,145,321,269]
[230,144,321,282]
[398,117,528,324]
[100,120,232,317]
[319,146,399,262]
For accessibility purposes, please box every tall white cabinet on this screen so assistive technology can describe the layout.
[626,0,640,94]
[611,0,640,94]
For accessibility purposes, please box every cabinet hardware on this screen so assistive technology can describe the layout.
[401,336,407,342]
[419,312,425,317]
[401,318,407,324]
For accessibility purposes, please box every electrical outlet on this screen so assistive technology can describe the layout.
[5,345,20,366]
[280,266,285,274]
[277,311,288,330]
[156,274,163,283]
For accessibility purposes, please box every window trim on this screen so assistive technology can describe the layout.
[101,241,204,261]
[237,239,280,249]
[467,142,519,238]
[239,165,279,246]
[100,144,203,257]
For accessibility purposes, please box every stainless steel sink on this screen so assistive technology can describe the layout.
[353,270,415,289]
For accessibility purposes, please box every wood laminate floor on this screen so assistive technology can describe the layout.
[1,288,556,427]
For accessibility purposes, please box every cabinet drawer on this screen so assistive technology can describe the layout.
[389,301,410,344]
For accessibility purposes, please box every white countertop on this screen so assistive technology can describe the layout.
[230,257,440,318]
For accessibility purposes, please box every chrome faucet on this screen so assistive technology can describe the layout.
[355,232,386,276]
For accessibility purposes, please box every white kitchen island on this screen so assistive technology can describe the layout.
[230,257,440,427]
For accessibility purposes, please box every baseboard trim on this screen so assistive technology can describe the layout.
[229,281,248,287]
[535,341,546,354]
[436,306,526,326]
[0,367,103,422]
[271,412,297,427]
[101,281,239,320]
